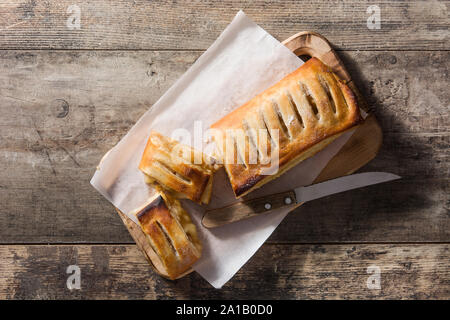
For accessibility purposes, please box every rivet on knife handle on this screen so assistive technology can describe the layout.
[202,190,296,228]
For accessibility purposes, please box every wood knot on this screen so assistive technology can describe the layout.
[388,55,397,64]
[51,99,70,118]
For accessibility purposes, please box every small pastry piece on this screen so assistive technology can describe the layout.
[210,58,363,198]
[136,192,202,280]
[139,131,218,204]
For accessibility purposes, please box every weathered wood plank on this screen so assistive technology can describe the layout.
[0,0,448,50]
[1,244,448,299]
[0,50,448,243]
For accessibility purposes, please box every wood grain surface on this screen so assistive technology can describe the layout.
[0,0,448,50]
[0,50,447,243]
[1,244,448,299]
[0,0,448,299]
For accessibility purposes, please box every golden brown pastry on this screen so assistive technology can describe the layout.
[139,131,218,204]
[136,192,202,280]
[210,58,362,198]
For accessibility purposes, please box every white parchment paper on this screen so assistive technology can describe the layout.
[91,11,355,288]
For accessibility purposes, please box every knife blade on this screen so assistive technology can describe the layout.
[202,172,400,228]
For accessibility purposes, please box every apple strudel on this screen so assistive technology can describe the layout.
[210,58,363,198]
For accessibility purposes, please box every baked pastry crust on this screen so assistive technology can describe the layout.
[139,131,217,204]
[210,58,363,198]
[136,192,202,280]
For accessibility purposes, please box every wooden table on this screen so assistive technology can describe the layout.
[0,1,448,299]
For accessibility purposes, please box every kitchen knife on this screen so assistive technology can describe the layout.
[202,172,400,228]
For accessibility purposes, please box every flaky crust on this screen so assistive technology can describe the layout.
[139,131,217,204]
[136,193,202,280]
[211,58,363,198]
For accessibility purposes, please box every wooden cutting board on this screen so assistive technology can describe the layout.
[115,31,382,279]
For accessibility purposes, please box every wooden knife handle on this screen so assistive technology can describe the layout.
[202,190,297,228]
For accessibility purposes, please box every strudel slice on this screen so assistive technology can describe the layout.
[139,131,218,204]
[136,192,202,280]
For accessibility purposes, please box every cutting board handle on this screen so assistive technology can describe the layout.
[283,31,369,113]
[282,31,351,83]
